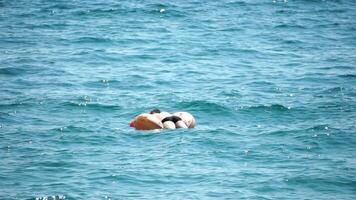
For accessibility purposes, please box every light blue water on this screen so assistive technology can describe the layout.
[1,0,356,199]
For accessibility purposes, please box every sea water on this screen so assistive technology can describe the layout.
[0,0,355,199]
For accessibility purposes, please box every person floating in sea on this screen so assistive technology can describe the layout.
[130,109,196,130]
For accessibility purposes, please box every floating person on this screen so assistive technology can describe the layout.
[130,109,196,130]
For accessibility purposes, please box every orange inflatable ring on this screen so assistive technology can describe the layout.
[131,113,163,130]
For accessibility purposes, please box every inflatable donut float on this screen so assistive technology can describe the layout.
[130,113,163,130]
[130,111,196,130]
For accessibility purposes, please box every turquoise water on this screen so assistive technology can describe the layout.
[1,0,356,199]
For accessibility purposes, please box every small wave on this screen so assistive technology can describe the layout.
[43,3,72,10]
[243,80,276,87]
[0,67,23,76]
[29,23,68,30]
[0,102,29,109]
[14,12,37,18]
[261,129,295,137]
[0,98,36,108]
[338,74,356,79]
[176,100,232,115]
[206,127,242,137]
[275,9,298,14]
[316,66,354,71]
[315,22,342,29]
[28,195,66,200]
[322,87,345,93]
[238,104,290,113]
[123,54,157,60]
[82,79,121,88]
[226,1,248,6]
[316,8,347,14]
[150,9,187,18]
[61,102,121,111]
[261,125,330,137]
[274,24,306,29]
[219,89,242,97]
[306,124,331,131]
[72,36,114,44]
[236,48,260,54]
[217,27,244,32]
[72,7,129,17]
[0,111,12,121]
[146,3,187,18]
[87,103,122,111]
[193,134,236,150]
[282,39,303,44]
[53,125,93,133]
[0,64,41,76]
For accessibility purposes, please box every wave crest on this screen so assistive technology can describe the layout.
[238,104,290,112]
[176,100,232,115]
[61,102,121,111]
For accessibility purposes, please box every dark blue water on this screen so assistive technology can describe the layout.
[1,0,356,199]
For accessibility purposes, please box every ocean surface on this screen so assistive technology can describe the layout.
[1,0,356,199]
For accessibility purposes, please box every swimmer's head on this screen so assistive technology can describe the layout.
[150,108,161,114]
